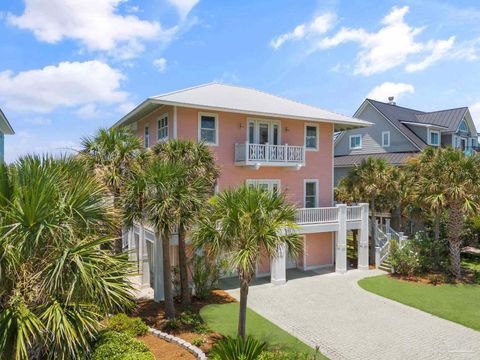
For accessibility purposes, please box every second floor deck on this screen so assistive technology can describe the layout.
[234,142,305,168]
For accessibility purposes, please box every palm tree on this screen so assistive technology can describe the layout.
[80,127,143,253]
[0,156,133,359]
[154,140,219,305]
[409,147,480,278]
[193,185,302,340]
[123,159,208,318]
[336,157,398,262]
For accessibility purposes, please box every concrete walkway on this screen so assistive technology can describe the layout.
[224,269,480,360]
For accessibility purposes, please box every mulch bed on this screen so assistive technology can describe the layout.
[389,269,479,285]
[132,289,237,354]
[138,333,196,360]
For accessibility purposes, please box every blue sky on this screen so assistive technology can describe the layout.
[1,0,480,162]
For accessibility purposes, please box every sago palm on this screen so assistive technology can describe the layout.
[154,140,219,305]
[0,156,134,359]
[80,127,144,253]
[193,185,302,340]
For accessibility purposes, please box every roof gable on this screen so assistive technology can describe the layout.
[0,108,14,135]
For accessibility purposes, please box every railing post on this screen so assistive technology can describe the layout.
[358,203,369,270]
[375,246,381,269]
[285,143,288,162]
[335,204,347,273]
[265,142,269,162]
[385,218,391,233]
[245,141,249,161]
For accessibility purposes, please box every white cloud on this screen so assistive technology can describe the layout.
[0,60,128,113]
[315,6,454,75]
[470,102,480,130]
[118,101,136,114]
[270,13,336,49]
[7,0,172,59]
[4,131,80,163]
[168,0,199,20]
[367,82,415,102]
[76,104,102,119]
[153,58,167,72]
[406,37,455,72]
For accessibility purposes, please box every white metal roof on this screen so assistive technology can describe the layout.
[114,83,371,129]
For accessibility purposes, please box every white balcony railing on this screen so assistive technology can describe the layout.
[235,142,305,167]
[347,206,362,221]
[296,207,339,224]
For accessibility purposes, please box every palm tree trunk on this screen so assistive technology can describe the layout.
[237,271,250,341]
[162,230,175,318]
[446,202,464,279]
[178,223,191,305]
[434,208,440,241]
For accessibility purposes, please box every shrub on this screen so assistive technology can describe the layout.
[410,232,449,273]
[210,336,267,360]
[162,318,181,333]
[192,254,228,299]
[389,240,420,277]
[107,314,149,337]
[192,337,205,347]
[92,331,154,360]
[162,310,211,334]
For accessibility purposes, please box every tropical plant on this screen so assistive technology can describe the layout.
[193,186,302,340]
[191,252,228,300]
[389,240,420,277]
[123,159,208,318]
[106,314,149,337]
[154,140,219,305]
[408,147,480,279]
[80,127,144,253]
[335,157,398,262]
[91,331,154,360]
[210,335,267,360]
[0,156,134,360]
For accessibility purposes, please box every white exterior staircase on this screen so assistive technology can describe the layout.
[374,221,408,272]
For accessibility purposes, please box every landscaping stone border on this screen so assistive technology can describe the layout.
[148,327,207,360]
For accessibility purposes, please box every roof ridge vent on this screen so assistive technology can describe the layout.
[388,96,396,105]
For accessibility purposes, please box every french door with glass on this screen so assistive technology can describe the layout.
[248,119,280,145]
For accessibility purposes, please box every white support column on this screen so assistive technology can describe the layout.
[358,203,369,270]
[153,232,165,302]
[139,224,150,288]
[127,228,135,262]
[270,244,287,285]
[335,204,347,273]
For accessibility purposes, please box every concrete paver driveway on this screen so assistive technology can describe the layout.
[225,269,480,360]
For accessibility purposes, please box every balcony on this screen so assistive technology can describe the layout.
[295,204,365,233]
[235,142,305,168]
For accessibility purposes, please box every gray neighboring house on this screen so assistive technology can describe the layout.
[334,97,479,185]
[0,108,14,162]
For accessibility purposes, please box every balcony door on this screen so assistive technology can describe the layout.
[248,119,280,145]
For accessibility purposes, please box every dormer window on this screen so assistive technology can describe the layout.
[428,129,440,146]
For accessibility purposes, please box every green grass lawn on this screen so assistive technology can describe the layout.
[200,303,327,358]
[358,275,480,331]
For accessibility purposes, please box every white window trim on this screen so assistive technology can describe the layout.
[303,179,319,208]
[304,123,319,151]
[381,131,390,147]
[144,124,150,148]
[157,113,169,142]
[246,179,281,192]
[428,129,440,146]
[246,118,281,145]
[349,135,362,150]
[198,112,219,146]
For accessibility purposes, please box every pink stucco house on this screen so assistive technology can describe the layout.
[117,83,371,301]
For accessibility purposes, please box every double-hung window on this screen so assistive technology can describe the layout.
[199,113,218,145]
[157,114,168,141]
[304,180,318,208]
[144,125,150,148]
[305,124,318,150]
[382,131,390,147]
[428,129,440,146]
[349,135,362,149]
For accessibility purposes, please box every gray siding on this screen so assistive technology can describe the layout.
[405,124,428,144]
[334,167,351,186]
[335,104,418,156]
